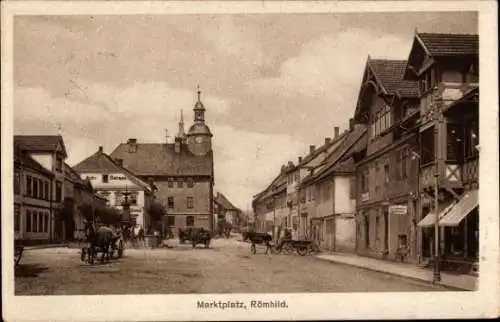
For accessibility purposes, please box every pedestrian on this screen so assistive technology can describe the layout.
[138,225,145,247]
[153,229,160,248]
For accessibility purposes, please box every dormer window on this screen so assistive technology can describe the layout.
[56,152,63,172]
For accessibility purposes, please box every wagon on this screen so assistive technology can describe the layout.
[190,228,212,249]
[247,232,273,255]
[274,239,314,256]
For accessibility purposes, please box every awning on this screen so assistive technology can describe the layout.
[417,201,456,228]
[439,189,478,227]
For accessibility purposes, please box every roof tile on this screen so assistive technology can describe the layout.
[418,33,479,56]
[368,59,420,98]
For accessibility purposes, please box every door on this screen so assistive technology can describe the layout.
[383,208,389,251]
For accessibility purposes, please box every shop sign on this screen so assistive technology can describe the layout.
[389,205,408,215]
[110,174,127,181]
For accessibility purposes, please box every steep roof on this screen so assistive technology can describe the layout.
[14,149,54,177]
[309,126,367,183]
[368,59,420,98]
[215,192,240,211]
[73,148,154,191]
[109,143,213,177]
[14,135,68,158]
[417,33,479,56]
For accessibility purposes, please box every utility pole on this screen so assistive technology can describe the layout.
[432,99,441,283]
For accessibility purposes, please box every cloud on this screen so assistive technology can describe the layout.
[212,125,304,209]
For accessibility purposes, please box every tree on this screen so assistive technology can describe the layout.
[96,206,122,225]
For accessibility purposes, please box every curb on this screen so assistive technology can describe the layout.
[25,243,69,250]
[315,256,471,291]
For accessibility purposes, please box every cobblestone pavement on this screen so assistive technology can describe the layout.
[15,237,448,295]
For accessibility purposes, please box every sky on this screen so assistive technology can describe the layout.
[13,12,478,210]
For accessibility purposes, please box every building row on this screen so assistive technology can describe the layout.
[14,89,241,243]
[252,32,479,274]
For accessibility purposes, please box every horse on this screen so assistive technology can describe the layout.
[83,223,114,264]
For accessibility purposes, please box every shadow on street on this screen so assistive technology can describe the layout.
[15,263,49,278]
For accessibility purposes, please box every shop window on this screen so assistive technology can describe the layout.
[186,196,194,209]
[186,216,195,227]
[26,210,32,232]
[167,197,174,209]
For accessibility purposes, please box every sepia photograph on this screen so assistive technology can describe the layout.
[2,1,498,321]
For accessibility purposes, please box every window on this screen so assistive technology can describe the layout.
[33,178,39,198]
[44,181,49,200]
[186,196,194,209]
[322,181,330,201]
[372,105,392,138]
[129,192,138,205]
[168,181,174,188]
[384,164,390,185]
[177,181,183,188]
[14,205,20,231]
[401,149,408,179]
[26,210,32,232]
[167,215,175,227]
[187,181,194,188]
[421,127,436,165]
[102,174,109,183]
[33,211,38,233]
[56,152,63,172]
[361,170,369,193]
[446,123,464,162]
[186,215,195,227]
[38,179,44,198]
[38,212,43,233]
[14,171,21,195]
[167,197,174,209]
[55,181,62,202]
[44,212,49,233]
[465,119,479,159]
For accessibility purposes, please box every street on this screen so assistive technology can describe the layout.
[15,237,447,295]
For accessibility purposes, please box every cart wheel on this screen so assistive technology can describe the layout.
[274,245,283,254]
[297,247,307,256]
[14,248,23,266]
[250,244,256,254]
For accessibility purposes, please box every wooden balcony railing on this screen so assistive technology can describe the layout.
[462,158,479,188]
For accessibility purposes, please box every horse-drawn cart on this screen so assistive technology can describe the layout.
[274,240,314,256]
[247,232,273,255]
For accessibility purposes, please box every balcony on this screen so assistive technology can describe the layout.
[420,161,463,189]
[462,158,479,188]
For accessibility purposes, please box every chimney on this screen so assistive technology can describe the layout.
[114,158,123,166]
[281,165,286,174]
[127,138,137,153]
[325,137,331,145]
[287,161,294,168]
[309,145,316,154]
[298,156,303,164]
[349,118,355,131]
[98,146,103,153]
[334,126,340,138]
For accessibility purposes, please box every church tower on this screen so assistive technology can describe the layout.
[187,86,212,156]
[175,110,187,144]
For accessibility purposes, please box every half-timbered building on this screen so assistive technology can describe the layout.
[352,58,421,261]
[405,32,479,273]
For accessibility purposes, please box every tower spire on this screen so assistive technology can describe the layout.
[193,84,206,123]
[177,109,185,140]
[197,84,201,102]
